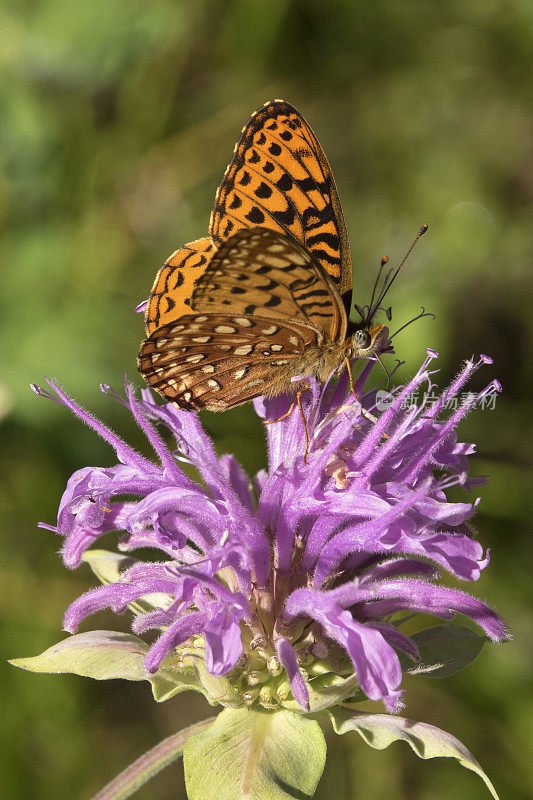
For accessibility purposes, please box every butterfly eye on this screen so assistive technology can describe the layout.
[352,329,372,351]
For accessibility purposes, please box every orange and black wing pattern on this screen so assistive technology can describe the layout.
[209,100,353,296]
[143,100,352,341]
[145,237,215,335]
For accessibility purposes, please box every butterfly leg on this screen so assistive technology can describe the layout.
[262,389,311,463]
[296,390,310,463]
[263,397,299,424]
[343,357,380,426]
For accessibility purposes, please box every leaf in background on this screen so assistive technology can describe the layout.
[401,623,488,678]
[326,706,499,799]
[184,706,327,800]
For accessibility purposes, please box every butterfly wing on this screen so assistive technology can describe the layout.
[191,227,347,340]
[145,237,216,334]
[138,228,348,410]
[138,313,312,410]
[209,100,353,298]
[144,100,353,336]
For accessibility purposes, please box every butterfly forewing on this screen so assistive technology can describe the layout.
[143,100,353,341]
[209,100,353,297]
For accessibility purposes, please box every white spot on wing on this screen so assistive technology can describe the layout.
[290,252,308,265]
[234,344,253,356]
[261,255,288,269]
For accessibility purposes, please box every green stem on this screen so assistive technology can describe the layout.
[89,716,217,800]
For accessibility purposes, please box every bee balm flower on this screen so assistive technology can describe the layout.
[31,349,507,715]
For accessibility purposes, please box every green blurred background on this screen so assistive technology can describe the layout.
[1,1,532,797]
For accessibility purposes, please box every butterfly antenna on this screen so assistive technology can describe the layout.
[389,306,436,341]
[366,255,389,319]
[367,224,428,322]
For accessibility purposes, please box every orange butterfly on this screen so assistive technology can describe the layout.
[138,100,409,414]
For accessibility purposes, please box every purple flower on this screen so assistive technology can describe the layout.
[32,349,508,714]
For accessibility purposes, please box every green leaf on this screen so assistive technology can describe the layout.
[184,706,327,800]
[88,717,217,800]
[9,630,200,702]
[82,549,173,614]
[401,624,488,677]
[327,706,499,799]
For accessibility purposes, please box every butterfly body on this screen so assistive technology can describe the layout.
[139,101,388,412]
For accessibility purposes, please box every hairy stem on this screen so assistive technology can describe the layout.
[89,716,217,800]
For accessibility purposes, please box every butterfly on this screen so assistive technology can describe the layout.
[138,100,402,414]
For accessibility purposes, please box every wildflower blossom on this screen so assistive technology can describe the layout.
[31,350,507,714]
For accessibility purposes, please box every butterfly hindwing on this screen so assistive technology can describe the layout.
[209,100,353,298]
[190,227,347,343]
[138,313,311,410]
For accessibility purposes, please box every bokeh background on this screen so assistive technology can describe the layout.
[1,1,532,798]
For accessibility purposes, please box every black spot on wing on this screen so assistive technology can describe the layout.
[246,207,266,224]
[296,288,330,301]
[272,206,295,226]
[276,174,293,192]
[255,182,273,199]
